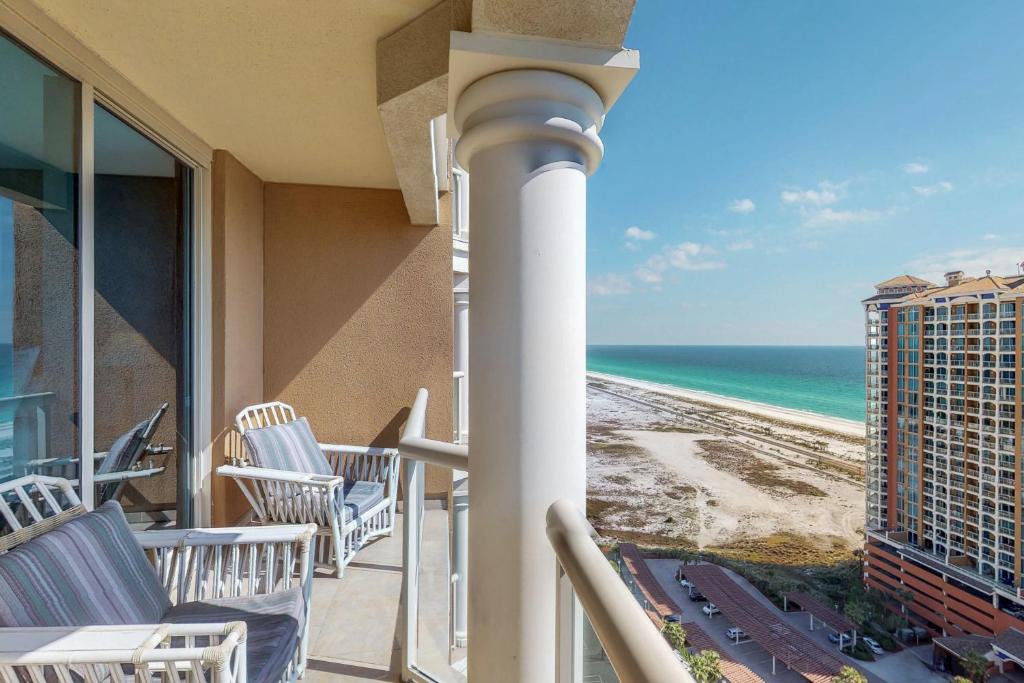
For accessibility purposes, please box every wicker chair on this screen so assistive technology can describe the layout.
[0,475,315,683]
[217,401,399,577]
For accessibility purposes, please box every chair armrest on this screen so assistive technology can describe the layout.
[135,524,317,604]
[217,464,343,488]
[0,623,247,683]
[318,446,400,493]
[318,443,396,455]
[93,466,165,484]
[22,452,107,468]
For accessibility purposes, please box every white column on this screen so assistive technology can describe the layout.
[453,286,470,442]
[456,69,605,683]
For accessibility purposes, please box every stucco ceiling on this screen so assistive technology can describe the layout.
[31,0,441,187]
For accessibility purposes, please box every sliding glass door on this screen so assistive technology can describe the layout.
[0,33,80,492]
[0,31,196,527]
[93,104,193,527]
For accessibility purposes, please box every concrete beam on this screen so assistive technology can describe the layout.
[472,0,635,50]
[376,0,635,226]
[377,1,457,226]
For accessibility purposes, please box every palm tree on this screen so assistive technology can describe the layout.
[688,650,722,683]
[832,666,867,683]
[661,621,687,655]
[961,651,990,683]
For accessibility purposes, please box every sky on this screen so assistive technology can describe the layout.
[586,1,1024,346]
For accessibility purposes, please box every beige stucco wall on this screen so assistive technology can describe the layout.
[210,150,265,526]
[262,183,453,497]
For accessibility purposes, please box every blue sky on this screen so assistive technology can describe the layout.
[587,1,1024,346]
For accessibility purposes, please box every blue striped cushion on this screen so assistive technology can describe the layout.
[0,501,170,626]
[242,417,333,476]
[165,586,305,683]
[343,481,385,521]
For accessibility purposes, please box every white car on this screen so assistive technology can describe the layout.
[702,604,720,616]
[862,637,884,655]
[678,578,691,588]
[726,627,745,640]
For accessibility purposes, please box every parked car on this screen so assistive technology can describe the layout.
[678,578,691,588]
[702,603,720,616]
[688,590,707,602]
[828,632,851,647]
[726,627,746,640]
[665,614,682,623]
[862,637,884,655]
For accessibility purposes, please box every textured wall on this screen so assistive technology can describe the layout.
[262,184,452,497]
[210,150,265,526]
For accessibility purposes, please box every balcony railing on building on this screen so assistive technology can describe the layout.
[398,388,691,683]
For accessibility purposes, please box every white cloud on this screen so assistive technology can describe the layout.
[905,246,1024,284]
[665,242,725,271]
[726,239,754,251]
[983,233,999,241]
[903,162,929,175]
[631,242,724,284]
[634,266,664,284]
[912,181,954,197]
[624,226,656,241]
[803,207,882,228]
[588,273,633,296]
[780,180,847,207]
[728,198,756,214]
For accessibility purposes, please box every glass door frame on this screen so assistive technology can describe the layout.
[0,0,214,525]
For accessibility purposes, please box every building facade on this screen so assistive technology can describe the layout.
[864,271,1024,636]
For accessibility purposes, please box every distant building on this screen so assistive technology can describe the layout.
[863,270,1024,637]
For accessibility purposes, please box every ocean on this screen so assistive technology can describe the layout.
[587,345,865,422]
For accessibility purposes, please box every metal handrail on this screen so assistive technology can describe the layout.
[546,499,693,683]
[399,388,468,469]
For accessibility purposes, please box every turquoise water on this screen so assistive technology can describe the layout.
[587,345,865,422]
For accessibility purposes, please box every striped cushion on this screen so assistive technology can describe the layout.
[343,481,385,521]
[0,501,170,626]
[164,586,305,683]
[242,417,332,476]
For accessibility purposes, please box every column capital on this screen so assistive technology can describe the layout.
[447,31,639,176]
[453,69,605,175]
[454,290,470,306]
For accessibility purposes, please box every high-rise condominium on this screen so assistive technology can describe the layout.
[864,270,1024,636]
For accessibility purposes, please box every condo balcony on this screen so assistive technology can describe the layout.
[0,4,686,683]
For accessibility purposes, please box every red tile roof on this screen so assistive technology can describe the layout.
[682,620,765,683]
[618,543,682,620]
[681,564,846,683]
[783,591,857,634]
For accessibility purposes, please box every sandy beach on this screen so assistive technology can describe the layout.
[586,373,867,564]
[588,371,864,439]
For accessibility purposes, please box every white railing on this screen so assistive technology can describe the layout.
[399,388,469,683]
[453,370,467,444]
[399,388,688,682]
[547,499,693,683]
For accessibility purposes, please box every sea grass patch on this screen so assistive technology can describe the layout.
[695,439,827,497]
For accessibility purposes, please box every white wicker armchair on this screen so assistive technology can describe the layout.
[0,475,315,683]
[217,401,400,577]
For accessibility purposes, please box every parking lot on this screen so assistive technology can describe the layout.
[646,559,944,683]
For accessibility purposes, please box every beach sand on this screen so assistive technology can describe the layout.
[586,375,866,563]
[589,371,864,439]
